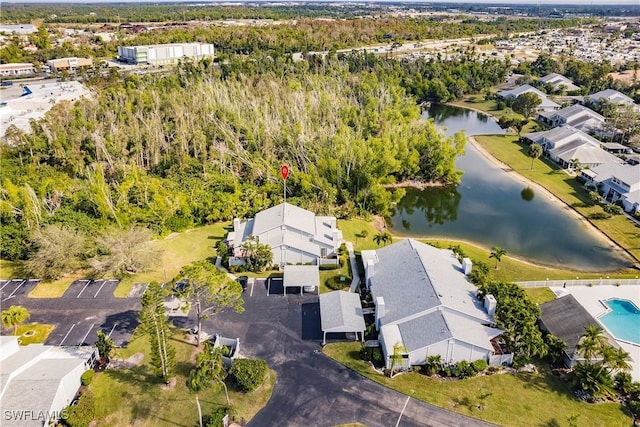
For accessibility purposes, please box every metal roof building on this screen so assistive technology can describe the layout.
[319,290,365,345]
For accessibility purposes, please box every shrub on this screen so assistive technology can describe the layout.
[453,360,475,378]
[496,100,506,110]
[603,204,623,215]
[319,263,340,271]
[325,275,348,290]
[589,212,611,220]
[471,359,488,373]
[203,406,231,427]
[80,370,94,386]
[63,390,95,427]
[229,359,268,392]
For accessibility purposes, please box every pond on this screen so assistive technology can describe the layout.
[389,104,631,271]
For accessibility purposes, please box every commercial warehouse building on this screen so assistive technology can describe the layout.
[47,57,93,72]
[117,42,214,66]
[0,63,36,77]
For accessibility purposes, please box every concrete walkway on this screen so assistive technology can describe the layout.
[345,242,361,293]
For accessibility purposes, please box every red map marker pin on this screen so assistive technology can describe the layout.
[280,165,289,180]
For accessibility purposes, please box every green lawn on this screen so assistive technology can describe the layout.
[524,287,557,305]
[449,97,514,119]
[422,238,638,282]
[324,343,631,427]
[337,218,383,251]
[114,223,230,297]
[90,327,275,426]
[13,323,55,345]
[0,259,18,279]
[474,134,640,265]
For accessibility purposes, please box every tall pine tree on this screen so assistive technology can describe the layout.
[140,281,175,381]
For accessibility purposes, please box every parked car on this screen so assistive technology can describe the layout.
[236,276,248,292]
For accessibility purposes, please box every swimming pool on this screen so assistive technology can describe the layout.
[599,299,640,345]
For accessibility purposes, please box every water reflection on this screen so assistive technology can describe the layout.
[521,187,535,202]
[390,104,630,271]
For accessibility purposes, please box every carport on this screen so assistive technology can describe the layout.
[280,265,319,295]
[319,290,365,345]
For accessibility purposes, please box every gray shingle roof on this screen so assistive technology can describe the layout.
[252,202,316,237]
[370,239,440,326]
[540,294,599,358]
[319,291,365,333]
[398,311,451,352]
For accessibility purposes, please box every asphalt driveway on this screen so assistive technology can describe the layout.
[204,279,496,427]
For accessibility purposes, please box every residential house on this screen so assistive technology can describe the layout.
[363,239,509,370]
[0,336,97,427]
[227,202,342,267]
[538,104,606,135]
[525,125,623,169]
[580,163,640,213]
[539,294,620,368]
[498,84,560,111]
[539,73,580,93]
[584,89,636,107]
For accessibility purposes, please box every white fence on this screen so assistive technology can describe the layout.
[515,278,640,288]
[489,353,514,366]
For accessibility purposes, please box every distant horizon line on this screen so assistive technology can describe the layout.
[3,0,640,5]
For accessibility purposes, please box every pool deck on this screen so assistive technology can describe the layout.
[550,285,640,382]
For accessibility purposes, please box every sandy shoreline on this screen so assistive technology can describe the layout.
[467,135,635,266]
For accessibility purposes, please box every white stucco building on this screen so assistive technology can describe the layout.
[227,202,342,267]
[363,239,509,370]
[0,336,97,427]
[117,42,214,66]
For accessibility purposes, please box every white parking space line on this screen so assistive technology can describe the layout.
[79,323,95,345]
[107,322,118,337]
[250,279,255,297]
[59,324,76,346]
[7,280,25,298]
[94,280,108,298]
[76,280,91,298]
[0,280,9,290]
[395,396,411,427]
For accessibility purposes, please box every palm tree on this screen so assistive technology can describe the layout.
[389,342,407,378]
[576,324,608,363]
[1,305,30,336]
[374,232,392,246]
[569,158,581,171]
[528,143,543,170]
[489,246,507,270]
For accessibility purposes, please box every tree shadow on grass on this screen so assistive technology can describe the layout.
[452,396,474,411]
[539,418,561,427]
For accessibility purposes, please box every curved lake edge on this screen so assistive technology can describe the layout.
[387,102,635,272]
[467,135,636,268]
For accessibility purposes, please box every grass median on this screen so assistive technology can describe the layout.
[90,328,275,426]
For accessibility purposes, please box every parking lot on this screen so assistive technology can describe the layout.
[204,276,494,427]
[0,278,143,347]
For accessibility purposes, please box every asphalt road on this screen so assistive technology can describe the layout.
[204,279,497,427]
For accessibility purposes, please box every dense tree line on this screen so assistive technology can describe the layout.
[2,16,585,65]
[1,53,483,263]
